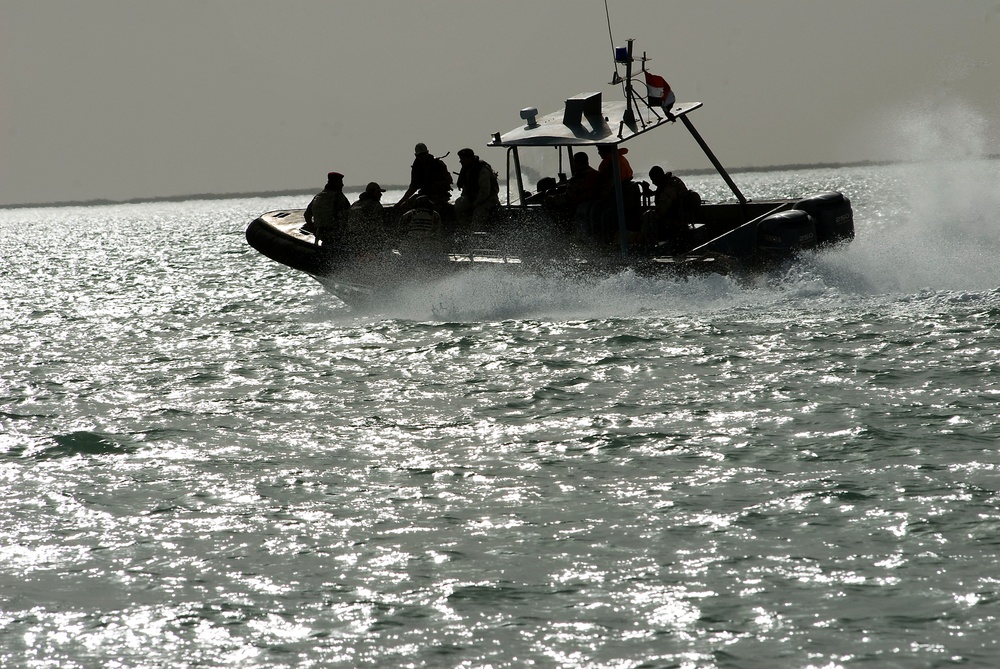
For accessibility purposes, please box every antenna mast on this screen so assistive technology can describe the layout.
[604,0,621,82]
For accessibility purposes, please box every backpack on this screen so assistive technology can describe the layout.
[482,161,500,198]
[432,157,453,188]
[667,174,701,211]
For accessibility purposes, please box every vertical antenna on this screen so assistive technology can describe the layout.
[605,0,620,81]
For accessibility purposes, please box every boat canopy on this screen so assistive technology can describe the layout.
[490,92,702,148]
[489,85,745,215]
[484,39,746,256]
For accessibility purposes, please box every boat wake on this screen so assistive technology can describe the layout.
[819,159,1000,298]
[835,99,1000,296]
[335,264,742,322]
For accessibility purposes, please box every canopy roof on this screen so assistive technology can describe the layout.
[490,91,702,149]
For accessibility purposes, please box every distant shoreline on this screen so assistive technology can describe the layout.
[2,157,996,210]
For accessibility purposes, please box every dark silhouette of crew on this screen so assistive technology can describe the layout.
[395,143,453,211]
[454,147,500,229]
[642,165,701,252]
[303,171,350,250]
[348,181,389,255]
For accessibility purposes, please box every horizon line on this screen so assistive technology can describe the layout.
[2,157,996,210]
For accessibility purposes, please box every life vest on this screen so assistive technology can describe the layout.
[460,160,500,201]
[308,190,349,244]
[404,208,438,239]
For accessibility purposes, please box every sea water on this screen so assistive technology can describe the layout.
[2,159,1000,668]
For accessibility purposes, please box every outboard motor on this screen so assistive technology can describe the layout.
[756,209,817,257]
[793,191,854,246]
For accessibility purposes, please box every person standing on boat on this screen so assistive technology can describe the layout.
[347,181,389,255]
[395,143,453,212]
[454,148,500,229]
[304,171,350,250]
[398,195,447,262]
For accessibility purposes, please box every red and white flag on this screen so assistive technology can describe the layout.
[644,72,676,111]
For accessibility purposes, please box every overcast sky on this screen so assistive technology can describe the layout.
[1,0,998,206]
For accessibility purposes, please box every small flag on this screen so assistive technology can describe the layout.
[644,72,676,112]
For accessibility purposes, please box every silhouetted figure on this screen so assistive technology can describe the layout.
[304,171,350,250]
[396,143,453,211]
[597,145,634,197]
[643,165,700,252]
[348,181,389,255]
[544,151,600,214]
[454,147,500,229]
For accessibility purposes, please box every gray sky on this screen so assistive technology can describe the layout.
[2,0,998,206]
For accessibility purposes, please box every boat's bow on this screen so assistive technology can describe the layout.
[245,209,329,275]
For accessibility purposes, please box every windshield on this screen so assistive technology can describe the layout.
[499,146,594,205]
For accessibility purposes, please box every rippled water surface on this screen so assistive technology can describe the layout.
[3,161,1000,668]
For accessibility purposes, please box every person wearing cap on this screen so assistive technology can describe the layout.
[347,181,389,255]
[395,143,453,211]
[454,147,500,229]
[304,171,351,250]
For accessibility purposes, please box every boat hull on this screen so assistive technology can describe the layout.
[245,196,845,308]
[245,210,329,275]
